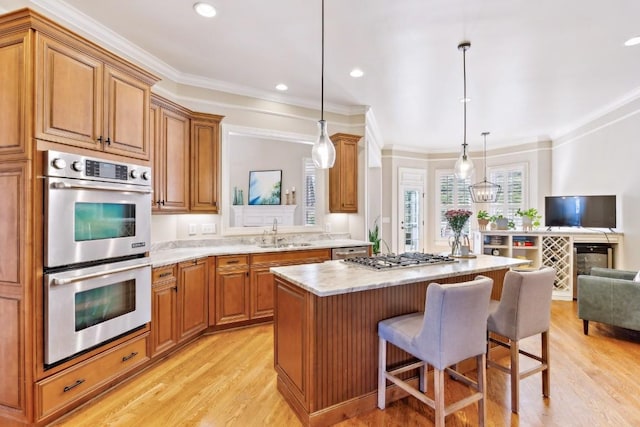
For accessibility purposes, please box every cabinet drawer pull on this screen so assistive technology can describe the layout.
[105,137,111,145]
[122,351,139,362]
[63,379,85,393]
[226,260,239,264]
[159,272,172,278]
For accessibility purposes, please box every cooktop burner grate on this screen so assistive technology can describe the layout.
[342,252,457,270]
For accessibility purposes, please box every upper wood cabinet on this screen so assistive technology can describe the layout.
[190,112,223,213]
[36,34,156,160]
[329,133,360,213]
[151,95,190,212]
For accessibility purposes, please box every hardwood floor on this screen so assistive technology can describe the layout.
[50,301,640,427]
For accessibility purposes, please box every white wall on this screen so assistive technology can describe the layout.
[552,97,640,269]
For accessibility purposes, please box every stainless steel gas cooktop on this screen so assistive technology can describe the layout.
[342,252,457,270]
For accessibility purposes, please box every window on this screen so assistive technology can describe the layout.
[303,158,316,225]
[435,170,472,239]
[488,164,527,227]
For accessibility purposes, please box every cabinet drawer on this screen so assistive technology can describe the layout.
[217,255,249,268]
[37,334,149,418]
[153,265,176,283]
[251,248,331,265]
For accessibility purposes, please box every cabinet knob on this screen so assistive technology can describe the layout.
[105,137,111,145]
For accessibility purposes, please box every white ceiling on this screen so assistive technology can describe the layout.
[4,0,640,151]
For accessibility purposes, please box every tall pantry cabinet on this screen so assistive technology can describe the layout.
[0,9,158,426]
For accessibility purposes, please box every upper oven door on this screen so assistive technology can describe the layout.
[45,176,152,268]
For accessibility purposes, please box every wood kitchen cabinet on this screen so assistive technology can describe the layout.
[190,112,223,213]
[151,95,190,212]
[215,255,251,325]
[177,258,209,341]
[329,133,360,213]
[150,265,179,358]
[36,34,155,160]
[150,259,208,357]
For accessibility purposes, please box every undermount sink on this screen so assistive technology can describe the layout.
[257,242,313,249]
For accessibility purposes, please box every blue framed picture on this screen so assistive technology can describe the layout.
[248,170,282,205]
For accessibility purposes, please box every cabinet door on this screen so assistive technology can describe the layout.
[150,280,178,357]
[178,260,208,341]
[149,102,162,210]
[250,267,275,319]
[190,115,222,212]
[159,108,190,211]
[215,269,250,325]
[0,31,30,159]
[103,65,150,160]
[36,35,103,149]
[329,133,359,213]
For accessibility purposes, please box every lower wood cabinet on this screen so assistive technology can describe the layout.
[215,255,251,325]
[150,265,178,357]
[36,333,149,420]
[178,258,209,341]
[150,258,208,358]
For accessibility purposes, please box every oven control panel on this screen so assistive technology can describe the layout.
[44,150,151,187]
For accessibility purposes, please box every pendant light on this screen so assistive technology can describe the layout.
[454,41,474,180]
[311,0,336,169]
[469,131,502,203]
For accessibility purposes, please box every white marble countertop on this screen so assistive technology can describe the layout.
[149,239,370,267]
[270,255,530,296]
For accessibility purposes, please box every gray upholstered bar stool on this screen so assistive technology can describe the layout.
[486,266,555,414]
[377,276,493,427]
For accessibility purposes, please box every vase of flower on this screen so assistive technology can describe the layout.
[445,209,472,257]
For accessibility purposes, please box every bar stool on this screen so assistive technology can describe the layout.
[486,266,555,413]
[377,276,493,427]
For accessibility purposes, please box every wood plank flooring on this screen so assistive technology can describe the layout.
[50,301,640,426]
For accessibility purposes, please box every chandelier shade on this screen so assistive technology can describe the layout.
[469,132,502,203]
[311,0,336,169]
[454,41,474,180]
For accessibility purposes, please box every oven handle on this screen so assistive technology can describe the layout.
[52,262,151,286]
[51,181,152,194]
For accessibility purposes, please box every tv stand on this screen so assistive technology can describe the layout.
[474,230,623,300]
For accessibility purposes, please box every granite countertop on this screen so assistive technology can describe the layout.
[270,255,530,297]
[149,238,371,267]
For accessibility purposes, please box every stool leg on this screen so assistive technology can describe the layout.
[510,339,520,414]
[419,362,426,393]
[377,338,387,409]
[542,331,550,398]
[477,353,486,427]
[434,368,445,427]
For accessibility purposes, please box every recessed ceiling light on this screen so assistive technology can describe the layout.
[350,68,364,78]
[275,83,288,91]
[624,36,640,46]
[193,2,217,18]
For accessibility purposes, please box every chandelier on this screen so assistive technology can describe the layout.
[469,131,502,203]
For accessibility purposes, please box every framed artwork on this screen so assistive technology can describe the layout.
[248,170,282,205]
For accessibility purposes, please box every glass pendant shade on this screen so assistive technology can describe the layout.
[454,150,474,180]
[312,120,335,169]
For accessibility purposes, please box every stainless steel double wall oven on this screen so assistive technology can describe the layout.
[43,150,152,365]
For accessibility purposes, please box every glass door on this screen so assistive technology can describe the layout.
[400,187,422,252]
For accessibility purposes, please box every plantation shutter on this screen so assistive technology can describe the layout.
[303,158,316,225]
[436,171,472,238]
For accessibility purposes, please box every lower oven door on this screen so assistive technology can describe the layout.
[44,258,151,365]
[45,176,151,268]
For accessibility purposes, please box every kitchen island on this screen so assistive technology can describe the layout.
[270,255,528,426]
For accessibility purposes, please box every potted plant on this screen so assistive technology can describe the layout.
[490,214,511,230]
[477,210,490,230]
[516,208,541,231]
[368,222,381,255]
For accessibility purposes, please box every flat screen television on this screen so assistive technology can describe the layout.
[544,195,616,229]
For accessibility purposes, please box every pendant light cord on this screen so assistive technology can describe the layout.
[482,132,489,180]
[321,0,325,121]
[462,46,467,153]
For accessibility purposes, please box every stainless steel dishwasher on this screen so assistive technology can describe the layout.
[331,246,370,260]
